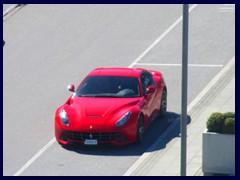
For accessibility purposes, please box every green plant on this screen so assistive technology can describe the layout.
[207,112,225,133]
[224,112,235,119]
[207,112,235,134]
[222,118,235,134]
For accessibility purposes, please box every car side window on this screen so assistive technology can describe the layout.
[141,71,153,94]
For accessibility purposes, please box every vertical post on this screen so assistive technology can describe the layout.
[181,4,189,176]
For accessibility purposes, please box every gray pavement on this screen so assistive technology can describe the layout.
[125,57,235,176]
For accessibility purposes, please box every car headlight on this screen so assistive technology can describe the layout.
[59,109,69,126]
[116,112,131,127]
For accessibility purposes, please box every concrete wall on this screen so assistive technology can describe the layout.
[202,131,235,175]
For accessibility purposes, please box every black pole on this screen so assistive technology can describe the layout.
[181,4,189,176]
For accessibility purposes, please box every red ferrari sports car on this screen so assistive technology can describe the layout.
[55,68,167,146]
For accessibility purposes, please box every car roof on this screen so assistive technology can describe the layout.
[88,68,145,77]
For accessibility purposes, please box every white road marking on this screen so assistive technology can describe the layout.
[219,7,235,10]
[123,56,235,176]
[136,63,223,67]
[13,138,56,176]
[13,4,200,176]
[3,4,18,16]
[128,4,198,68]
[219,4,235,12]
[3,4,25,21]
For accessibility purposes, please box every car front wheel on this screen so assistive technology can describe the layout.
[136,115,144,144]
[160,89,167,117]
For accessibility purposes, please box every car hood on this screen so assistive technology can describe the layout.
[62,96,141,130]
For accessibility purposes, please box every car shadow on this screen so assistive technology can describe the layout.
[62,111,191,156]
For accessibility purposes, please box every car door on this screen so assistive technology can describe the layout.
[140,71,156,124]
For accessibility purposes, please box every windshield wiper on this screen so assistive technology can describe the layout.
[76,93,128,98]
[76,94,96,97]
[94,94,121,98]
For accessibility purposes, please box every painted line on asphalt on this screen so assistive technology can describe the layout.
[128,4,198,68]
[13,138,56,176]
[3,4,25,21]
[136,63,223,67]
[13,4,199,176]
[123,56,235,176]
[3,4,18,16]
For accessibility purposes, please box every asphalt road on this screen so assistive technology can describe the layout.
[3,4,12,11]
[3,4,235,176]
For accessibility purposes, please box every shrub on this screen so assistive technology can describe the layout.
[223,112,235,119]
[206,112,235,134]
[222,118,235,134]
[206,112,225,133]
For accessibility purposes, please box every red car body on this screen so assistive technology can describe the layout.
[55,68,167,146]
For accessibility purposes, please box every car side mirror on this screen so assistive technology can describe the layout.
[67,84,75,92]
[146,86,156,94]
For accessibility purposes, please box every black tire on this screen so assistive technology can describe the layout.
[160,89,167,118]
[136,115,144,144]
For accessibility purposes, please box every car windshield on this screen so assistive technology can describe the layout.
[75,76,140,98]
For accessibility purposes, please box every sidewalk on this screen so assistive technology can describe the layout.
[124,57,235,176]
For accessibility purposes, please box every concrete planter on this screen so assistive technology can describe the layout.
[202,130,235,175]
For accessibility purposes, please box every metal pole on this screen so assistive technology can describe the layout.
[181,4,189,176]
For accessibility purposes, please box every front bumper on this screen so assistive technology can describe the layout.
[55,124,136,146]
[57,131,131,146]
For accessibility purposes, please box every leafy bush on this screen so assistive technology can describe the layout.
[207,112,235,134]
[224,112,235,119]
[222,118,235,134]
[207,112,225,133]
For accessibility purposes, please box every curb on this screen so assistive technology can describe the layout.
[123,117,180,176]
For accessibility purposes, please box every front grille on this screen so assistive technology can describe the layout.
[63,131,122,141]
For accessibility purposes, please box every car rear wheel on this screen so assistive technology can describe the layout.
[160,89,167,117]
[136,115,144,144]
